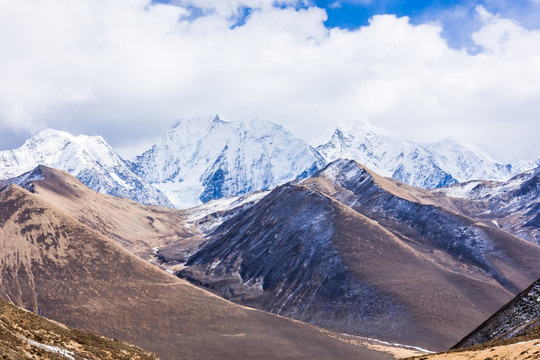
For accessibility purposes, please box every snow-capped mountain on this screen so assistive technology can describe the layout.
[436,164,540,244]
[317,121,538,188]
[134,115,325,208]
[0,129,171,206]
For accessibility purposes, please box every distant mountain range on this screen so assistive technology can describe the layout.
[0,116,537,208]
[316,121,538,188]
[0,129,172,207]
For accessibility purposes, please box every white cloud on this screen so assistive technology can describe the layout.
[0,1,539,162]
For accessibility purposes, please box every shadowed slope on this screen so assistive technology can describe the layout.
[0,171,393,360]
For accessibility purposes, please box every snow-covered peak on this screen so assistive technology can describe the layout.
[318,120,413,178]
[336,120,402,139]
[317,120,538,189]
[0,129,123,178]
[134,116,325,208]
[0,129,171,207]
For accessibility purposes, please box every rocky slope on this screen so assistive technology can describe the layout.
[177,159,540,351]
[0,129,171,207]
[436,165,540,244]
[453,278,540,349]
[0,166,393,360]
[133,115,325,208]
[0,297,157,360]
[317,121,537,188]
[409,278,540,360]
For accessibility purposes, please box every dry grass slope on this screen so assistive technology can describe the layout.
[407,326,540,360]
[0,297,157,360]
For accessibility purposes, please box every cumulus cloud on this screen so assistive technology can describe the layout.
[0,0,539,162]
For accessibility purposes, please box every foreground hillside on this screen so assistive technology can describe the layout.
[0,297,157,359]
[0,166,393,360]
[454,278,540,348]
[409,278,540,360]
[410,339,540,360]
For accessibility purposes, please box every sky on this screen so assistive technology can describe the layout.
[1,0,540,162]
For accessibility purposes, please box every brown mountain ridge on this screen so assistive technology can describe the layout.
[177,159,540,351]
[0,166,394,360]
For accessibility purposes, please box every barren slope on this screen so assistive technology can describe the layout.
[179,160,540,351]
[2,165,204,260]
[0,173,393,360]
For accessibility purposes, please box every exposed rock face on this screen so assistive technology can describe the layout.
[454,278,540,349]
[178,159,540,351]
[0,166,393,360]
[133,115,325,208]
[436,165,540,244]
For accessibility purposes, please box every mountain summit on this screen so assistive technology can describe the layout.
[0,129,171,206]
[317,121,537,188]
[134,115,325,208]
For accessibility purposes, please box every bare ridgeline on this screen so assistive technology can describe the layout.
[0,121,539,359]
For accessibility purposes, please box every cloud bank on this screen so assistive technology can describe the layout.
[0,0,539,162]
